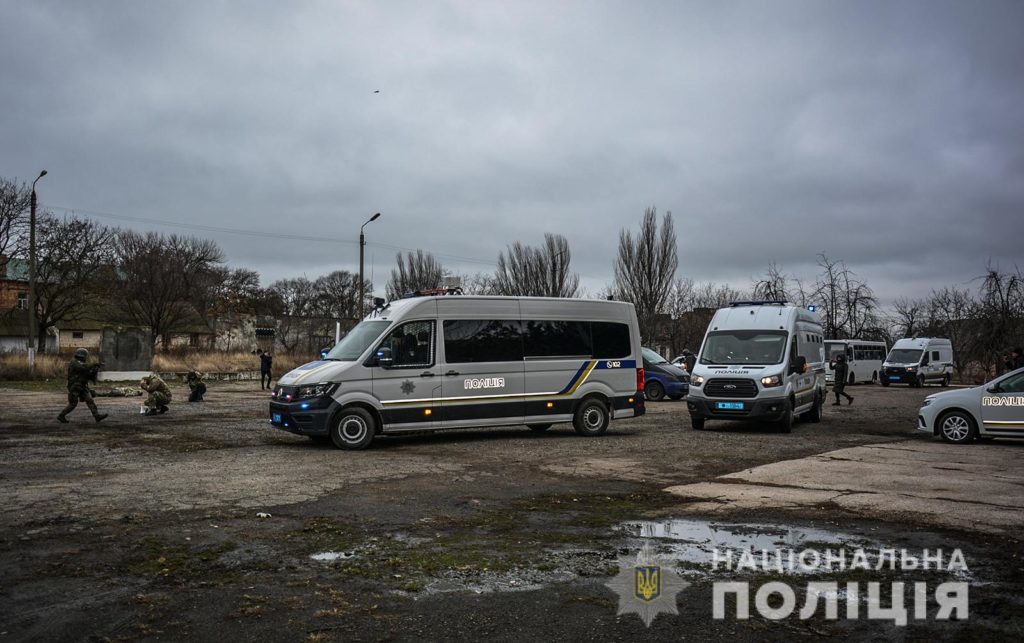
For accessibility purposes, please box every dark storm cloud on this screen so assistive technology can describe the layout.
[2,0,1022,303]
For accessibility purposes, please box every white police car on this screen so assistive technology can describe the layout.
[918,367,1024,443]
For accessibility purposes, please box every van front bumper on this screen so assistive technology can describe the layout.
[883,369,918,384]
[269,397,337,436]
[686,396,789,422]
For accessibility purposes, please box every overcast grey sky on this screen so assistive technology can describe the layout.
[2,0,1022,303]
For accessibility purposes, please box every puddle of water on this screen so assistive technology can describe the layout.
[310,551,356,562]
[618,519,882,575]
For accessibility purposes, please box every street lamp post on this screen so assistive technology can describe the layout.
[358,212,381,319]
[27,169,47,372]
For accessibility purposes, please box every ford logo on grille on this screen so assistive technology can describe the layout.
[724,384,737,390]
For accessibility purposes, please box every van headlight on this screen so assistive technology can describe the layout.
[691,375,705,387]
[296,383,338,399]
[906,367,916,372]
[760,375,782,388]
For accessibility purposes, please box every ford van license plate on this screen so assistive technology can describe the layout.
[272,413,282,424]
[889,376,899,381]
[716,402,744,410]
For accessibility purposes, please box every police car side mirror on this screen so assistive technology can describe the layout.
[987,385,1001,394]
[376,347,394,369]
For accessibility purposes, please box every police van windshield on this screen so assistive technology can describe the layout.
[886,348,922,364]
[700,330,788,365]
[325,321,391,361]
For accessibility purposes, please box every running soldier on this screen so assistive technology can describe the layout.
[140,373,172,415]
[57,348,108,423]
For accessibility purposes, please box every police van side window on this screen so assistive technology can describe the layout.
[523,320,591,358]
[591,322,631,359]
[379,321,435,368]
[443,320,523,363]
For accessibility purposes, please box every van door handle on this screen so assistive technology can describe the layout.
[446,370,460,376]
[420,371,435,378]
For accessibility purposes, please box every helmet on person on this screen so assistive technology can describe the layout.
[73,348,89,361]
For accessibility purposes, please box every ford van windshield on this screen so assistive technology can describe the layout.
[325,321,391,361]
[700,330,788,365]
[886,348,922,364]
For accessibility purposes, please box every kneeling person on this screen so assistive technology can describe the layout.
[186,370,207,402]
[140,374,172,415]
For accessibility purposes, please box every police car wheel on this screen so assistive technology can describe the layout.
[330,408,375,450]
[644,381,665,401]
[528,423,552,432]
[573,399,609,436]
[938,411,977,444]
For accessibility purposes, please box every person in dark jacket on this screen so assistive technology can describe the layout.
[186,371,207,402]
[259,351,273,390]
[57,348,108,423]
[831,354,854,406]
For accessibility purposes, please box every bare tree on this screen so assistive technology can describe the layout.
[0,177,30,270]
[493,233,579,298]
[386,250,444,299]
[267,277,317,353]
[312,270,364,323]
[113,231,225,348]
[613,207,678,343]
[925,286,977,376]
[972,264,1024,375]
[750,262,792,302]
[890,297,928,338]
[32,216,116,351]
[810,253,880,339]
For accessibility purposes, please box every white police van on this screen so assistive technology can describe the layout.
[686,301,827,432]
[882,337,954,387]
[270,294,646,449]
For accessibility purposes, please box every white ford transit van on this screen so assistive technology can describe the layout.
[271,295,646,449]
[686,301,827,432]
[882,337,953,387]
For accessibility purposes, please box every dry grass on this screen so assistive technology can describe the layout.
[152,351,315,374]
[0,350,317,380]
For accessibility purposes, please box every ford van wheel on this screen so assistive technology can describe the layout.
[916,375,925,388]
[801,393,823,423]
[330,408,375,450]
[644,381,665,401]
[938,411,976,444]
[573,399,609,436]
[941,375,950,387]
[528,424,552,432]
[776,401,793,433]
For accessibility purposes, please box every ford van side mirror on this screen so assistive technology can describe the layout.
[790,356,807,375]
[376,347,394,369]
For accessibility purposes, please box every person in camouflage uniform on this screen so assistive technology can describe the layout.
[831,353,855,406]
[139,373,172,415]
[186,370,206,402]
[57,348,108,423]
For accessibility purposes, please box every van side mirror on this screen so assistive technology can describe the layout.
[790,356,807,375]
[376,347,394,369]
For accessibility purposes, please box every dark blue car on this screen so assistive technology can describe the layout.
[642,347,689,401]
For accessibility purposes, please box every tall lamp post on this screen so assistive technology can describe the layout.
[27,169,47,372]
[358,212,381,318]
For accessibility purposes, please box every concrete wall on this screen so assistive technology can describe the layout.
[58,329,103,350]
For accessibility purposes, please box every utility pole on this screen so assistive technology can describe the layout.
[27,169,47,373]
[358,212,381,318]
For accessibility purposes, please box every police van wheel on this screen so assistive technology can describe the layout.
[941,375,950,387]
[330,408,375,450]
[691,417,706,430]
[776,402,793,433]
[938,411,977,444]
[528,424,552,432]
[916,375,925,388]
[801,393,823,423]
[644,381,665,401]
[573,399,609,436]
